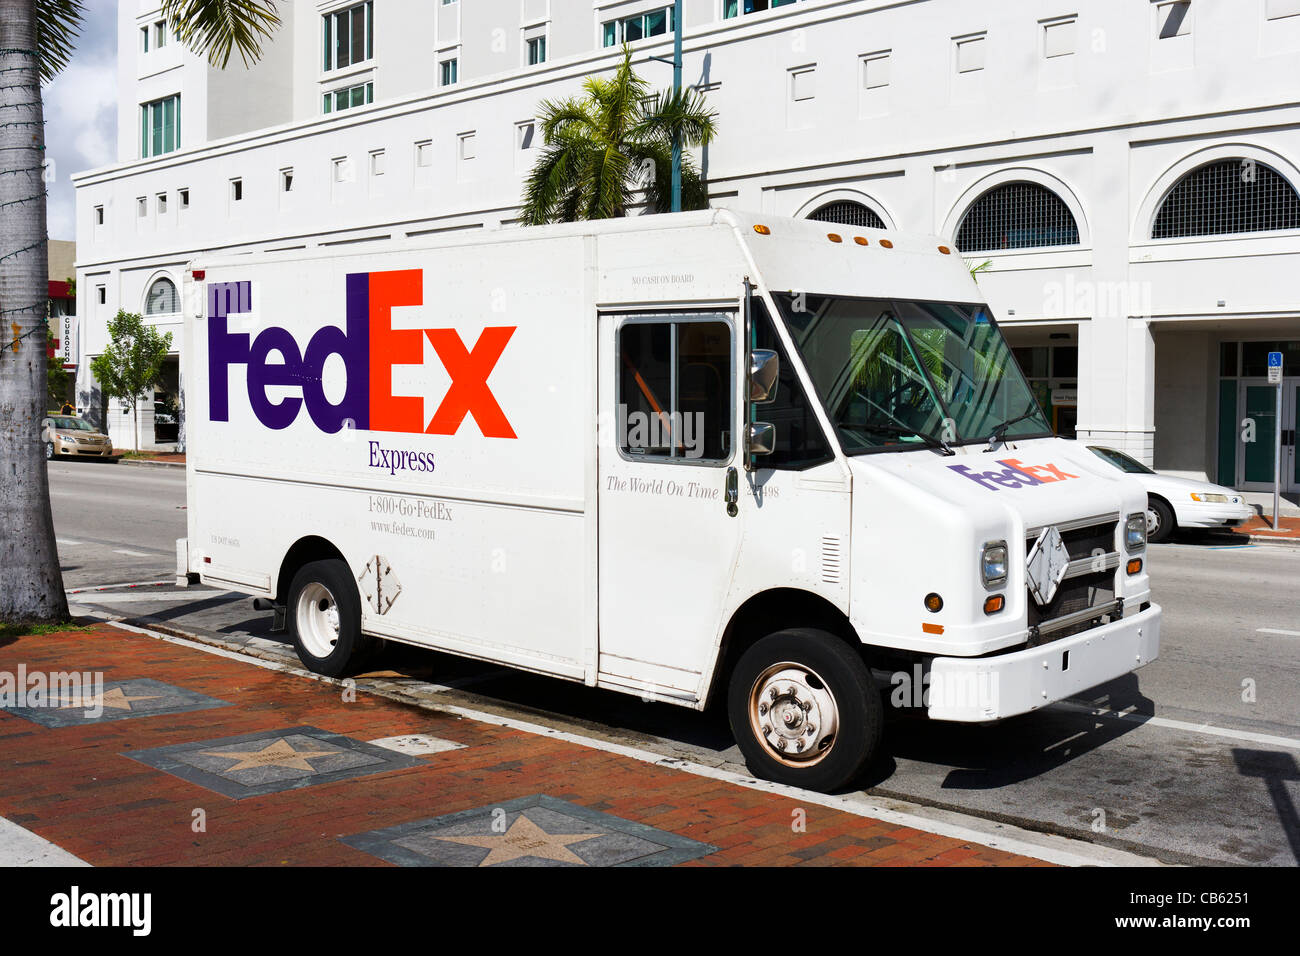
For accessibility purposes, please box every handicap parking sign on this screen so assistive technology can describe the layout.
[1268,351,1283,383]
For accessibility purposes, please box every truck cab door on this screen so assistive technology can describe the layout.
[596,311,743,699]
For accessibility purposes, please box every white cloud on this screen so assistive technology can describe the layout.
[43,5,118,241]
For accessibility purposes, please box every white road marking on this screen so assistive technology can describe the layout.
[1257,627,1300,637]
[55,539,82,546]
[109,620,1169,867]
[0,817,91,867]
[69,592,204,606]
[1052,700,1300,751]
[111,549,151,557]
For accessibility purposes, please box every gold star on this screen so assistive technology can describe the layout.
[437,814,601,867]
[57,687,163,711]
[200,738,343,773]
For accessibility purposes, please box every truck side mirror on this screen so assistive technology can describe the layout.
[747,422,775,456]
[749,349,779,404]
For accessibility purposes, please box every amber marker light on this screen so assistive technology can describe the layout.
[753,224,771,235]
[924,592,944,612]
[983,594,1004,615]
[879,239,894,248]
[1127,558,1143,575]
[921,622,944,635]
[938,245,952,255]
[854,236,869,246]
[827,233,842,243]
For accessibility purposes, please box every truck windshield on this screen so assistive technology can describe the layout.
[772,293,1052,454]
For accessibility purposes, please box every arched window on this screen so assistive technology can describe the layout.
[1151,159,1300,238]
[954,182,1080,252]
[807,200,886,230]
[145,277,178,315]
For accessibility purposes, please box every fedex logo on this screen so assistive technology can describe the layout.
[207,271,516,438]
[948,458,1079,491]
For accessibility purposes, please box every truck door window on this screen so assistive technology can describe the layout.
[618,318,733,463]
[750,296,833,470]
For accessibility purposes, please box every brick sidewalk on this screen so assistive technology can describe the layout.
[1227,513,1300,543]
[0,625,1049,867]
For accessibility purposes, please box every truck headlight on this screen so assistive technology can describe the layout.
[980,540,1008,590]
[1125,513,1147,552]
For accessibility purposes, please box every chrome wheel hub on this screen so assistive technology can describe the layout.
[749,663,839,767]
[296,582,340,659]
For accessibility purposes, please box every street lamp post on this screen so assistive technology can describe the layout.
[671,0,683,212]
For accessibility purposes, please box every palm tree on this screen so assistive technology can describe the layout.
[0,0,281,625]
[522,46,718,224]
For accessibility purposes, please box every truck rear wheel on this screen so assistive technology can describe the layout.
[727,629,882,793]
[288,559,371,677]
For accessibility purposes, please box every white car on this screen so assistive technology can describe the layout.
[1087,446,1255,542]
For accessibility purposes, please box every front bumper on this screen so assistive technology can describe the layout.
[54,437,113,457]
[1176,502,1254,529]
[926,603,1161,722]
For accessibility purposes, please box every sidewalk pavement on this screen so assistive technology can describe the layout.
[0,624,1050,868]
[1224,513,1300,544]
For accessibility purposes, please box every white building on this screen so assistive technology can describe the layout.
[74,0,1300,493]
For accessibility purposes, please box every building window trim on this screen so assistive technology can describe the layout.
[941,167,1091,253]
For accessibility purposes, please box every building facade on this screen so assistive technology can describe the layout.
[73,0,1300,491]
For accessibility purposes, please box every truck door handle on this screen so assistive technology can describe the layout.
[725,466,738,517]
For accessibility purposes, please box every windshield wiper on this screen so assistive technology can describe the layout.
[846,423,955,456]
[985,404,1041,450]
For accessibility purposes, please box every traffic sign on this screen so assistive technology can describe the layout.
[1268,351,1283,384]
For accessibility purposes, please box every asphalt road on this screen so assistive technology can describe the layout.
[47,458,1300,866]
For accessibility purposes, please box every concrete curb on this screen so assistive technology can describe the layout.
[114,457,185,469]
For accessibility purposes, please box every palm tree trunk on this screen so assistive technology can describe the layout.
[0,0,70,623]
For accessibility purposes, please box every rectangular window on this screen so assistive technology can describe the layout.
[790,66,815,101]
[281,168,294,192]
[724,0,802,19]
[440,58,458,86]
[517,120,535,150]
[323,1,374,71]
[748,296,832,469]
[602,6,675,47]
[527,35,547,66]
[322,81,373,114]
[370,149,386,176]
[955,34,986,73]
[154,20,167,49]
[1042,17,1076,58]
[178,188,189,209]
[156,192,167,214]
[94,205,104,225]
[415,140,433,166]
[97,286,106,306]
[140,94,181,158]
[332,157,352,183]
[136,197,147,218]
[1157,1,1191,38]
[617,317,734,462]
[230,178,243,202]
[140,26,149,53]
[459,132,476,161]
[862,50,891,89]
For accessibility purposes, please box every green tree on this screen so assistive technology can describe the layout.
[522,46,718,224]
[1,0,280,625]
[46,354,69,410]
[89,311,174,453]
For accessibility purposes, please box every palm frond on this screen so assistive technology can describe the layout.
[162,0,282,68]
[33,0,86,82]
[635,86,719,149]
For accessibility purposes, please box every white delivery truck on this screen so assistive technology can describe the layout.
[179,209,1160,792]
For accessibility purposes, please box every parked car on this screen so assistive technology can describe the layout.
[1087,445,1253,542]
[41,415,114,460]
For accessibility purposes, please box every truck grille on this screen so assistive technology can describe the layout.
[1024,514,1121,644]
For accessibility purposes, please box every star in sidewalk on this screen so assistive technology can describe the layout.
[200,738,343,773]
[436,814,602,866]
[57,687,163,711]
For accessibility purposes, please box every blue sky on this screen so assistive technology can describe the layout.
[44,2,118,241]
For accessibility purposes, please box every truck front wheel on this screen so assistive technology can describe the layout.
[728,629,882,793]
[288,559,371,677]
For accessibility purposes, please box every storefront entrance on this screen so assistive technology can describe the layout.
[1236,377,1299,493]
